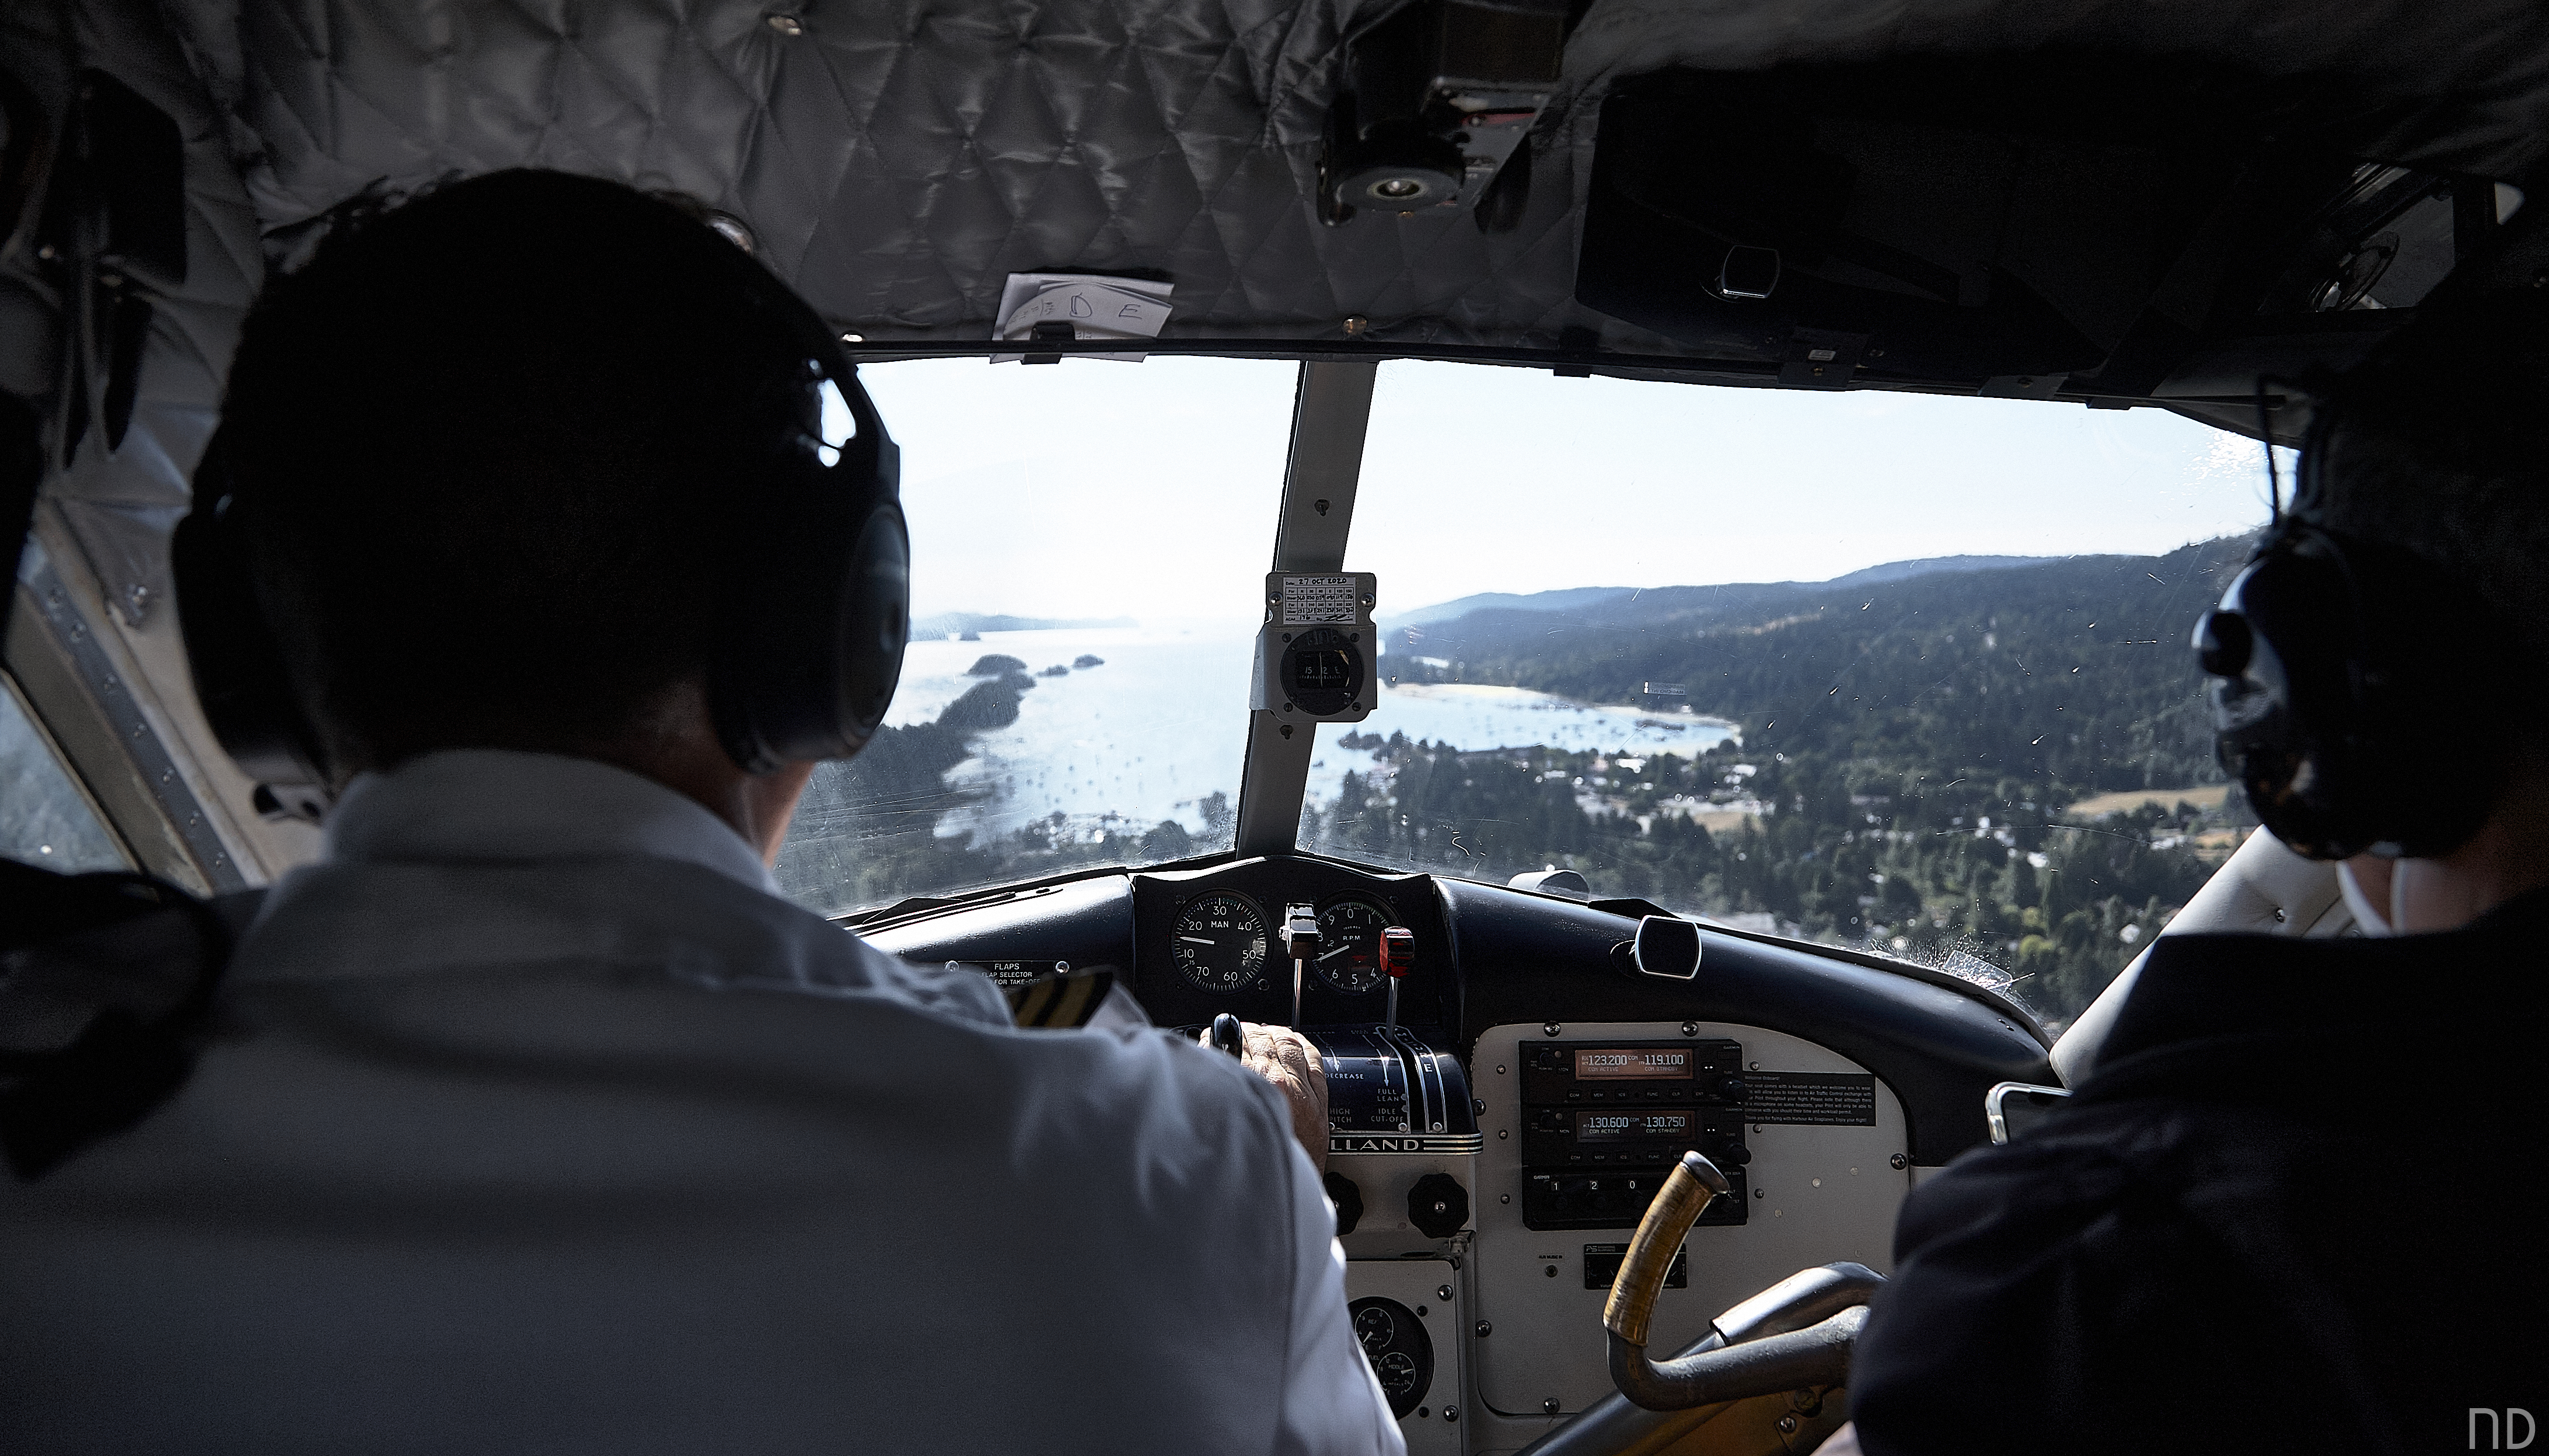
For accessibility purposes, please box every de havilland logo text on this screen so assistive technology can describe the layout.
[1331,1133,1485,1155]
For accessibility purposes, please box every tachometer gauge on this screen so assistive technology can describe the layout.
[1313,897,1392,994]
[1171,893,1269,994]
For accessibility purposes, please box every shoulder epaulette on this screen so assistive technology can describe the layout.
[1004,966,1117,1029]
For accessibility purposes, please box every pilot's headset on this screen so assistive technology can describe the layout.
[2192,362,2517,862]
[172,184,908,816]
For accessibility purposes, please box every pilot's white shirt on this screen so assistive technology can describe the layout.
[0,750,1403,1456]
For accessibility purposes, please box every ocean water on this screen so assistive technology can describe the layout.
[891,627,1249,842]
[888,629,1738,840]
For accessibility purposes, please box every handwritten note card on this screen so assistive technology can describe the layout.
[992,273,1176,363]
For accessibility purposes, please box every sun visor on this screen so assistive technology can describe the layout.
[1572,59,2523,411]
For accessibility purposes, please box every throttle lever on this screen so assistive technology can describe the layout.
[1208,1012,1245,1059]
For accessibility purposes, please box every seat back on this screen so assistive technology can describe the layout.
[2049,828,2347,1085]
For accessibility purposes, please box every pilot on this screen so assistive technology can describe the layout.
[0,172,1401,1455]
[1831,289,2548,1452]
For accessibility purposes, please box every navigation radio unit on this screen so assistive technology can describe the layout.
[1523,1105,1748,1169]
[1516,1038,1750,1231]
[1520,1038,1747,1105]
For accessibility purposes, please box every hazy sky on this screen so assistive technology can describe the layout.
[861,356,2279,626]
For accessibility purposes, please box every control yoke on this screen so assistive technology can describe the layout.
[1601,1150,1882,1412]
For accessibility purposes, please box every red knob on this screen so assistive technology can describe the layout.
[1380,926,1415,979]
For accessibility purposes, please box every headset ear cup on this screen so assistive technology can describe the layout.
[836,503,910,741]
[2202,529,2503,860]
[707,425,908,775]
[638,228,910,776]
[170,465,331,815]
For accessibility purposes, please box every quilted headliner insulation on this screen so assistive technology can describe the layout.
[203,0,1602,348]
[8,0,2549,612]
[199,0,2549,348]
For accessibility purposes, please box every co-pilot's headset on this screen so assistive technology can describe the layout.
[170,192,909,817]
[2192,367,2516,862]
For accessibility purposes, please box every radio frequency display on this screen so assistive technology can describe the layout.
[1574,1048,1693,1080]
[1576,1110,1696,1143]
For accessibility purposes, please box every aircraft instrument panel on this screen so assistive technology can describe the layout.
[1132,859,1452,1034]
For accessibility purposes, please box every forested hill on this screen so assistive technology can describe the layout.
[1391,534,2257,803]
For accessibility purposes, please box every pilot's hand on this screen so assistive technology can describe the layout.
[1231,1022,1330,1176]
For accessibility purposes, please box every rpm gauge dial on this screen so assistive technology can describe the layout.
[1313,896,1393,994]
[1171,893,1270,995]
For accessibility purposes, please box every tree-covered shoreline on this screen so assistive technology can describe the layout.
[778,536,2260,1029]
[1319,533,2260,1025]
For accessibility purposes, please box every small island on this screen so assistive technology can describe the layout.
[1073,654,1105,669]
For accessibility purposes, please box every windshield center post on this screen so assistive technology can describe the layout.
[1233,361,1379,857]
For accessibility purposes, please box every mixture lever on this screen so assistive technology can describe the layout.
[1379,926,1415,1030]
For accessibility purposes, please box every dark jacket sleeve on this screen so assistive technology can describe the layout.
[1848,1127,2330,1456]
[1846,1112,2413,1456]
[1848,1135,2139,1456]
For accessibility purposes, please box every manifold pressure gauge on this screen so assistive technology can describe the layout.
[1171,893,1270,994]
[1252,571,1378,722]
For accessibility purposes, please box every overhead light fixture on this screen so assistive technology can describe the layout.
[1317,0,1563,227]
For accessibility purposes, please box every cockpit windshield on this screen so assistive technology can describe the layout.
[781,356,2274,1032]
[774,357,1294,916]
[1310,362,2275,1030]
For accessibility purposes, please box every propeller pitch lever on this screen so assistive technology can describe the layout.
[1278,904,1319,1028]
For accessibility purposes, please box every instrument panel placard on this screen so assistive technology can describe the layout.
[1738,1071,1878,1126]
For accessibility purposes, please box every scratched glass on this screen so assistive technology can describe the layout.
[773,357,1295,917]
[1,673,130,873]
[1305,360,2281,1032]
